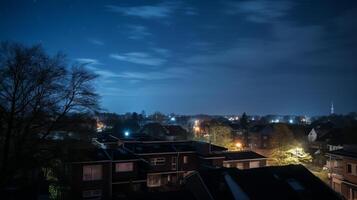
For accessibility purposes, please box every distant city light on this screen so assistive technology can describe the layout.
[271,119,280,123]
[289,119,293,124]
[124,131,130,137]
[170,117,176,121]
[194,120,199,125]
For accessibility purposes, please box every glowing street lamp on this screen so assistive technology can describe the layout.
[235,142,242,149]
[124,131,130,137]
[194,126,200,132]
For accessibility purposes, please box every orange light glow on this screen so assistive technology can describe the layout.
[235,142,242,148]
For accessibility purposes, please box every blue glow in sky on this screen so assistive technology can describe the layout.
[1,0,356,115]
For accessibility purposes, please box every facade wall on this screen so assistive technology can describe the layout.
[141,153,197,173]
[328,156,357,199]
[112,161,140,183]
[342,158,357,184]
[70,162,111,200]
[223,159,267,169]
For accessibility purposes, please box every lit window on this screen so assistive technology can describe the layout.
[115,162,133,172]
[249,161,260,168]
[147,174,161,187]
[183,156,188,164]
[224,163,231,168]
[150,157,166,166]
[236,163,244,169]
[83,165,102,181]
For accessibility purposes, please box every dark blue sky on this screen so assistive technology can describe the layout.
[1,0,357,116]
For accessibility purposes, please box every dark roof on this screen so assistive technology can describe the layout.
[231,165,341,200]
[68,148,111,163]
[188,165,341,200]
[223,151,266,161]
[124,141,226,154]
[327,147,357,159]
[108,148,140,161]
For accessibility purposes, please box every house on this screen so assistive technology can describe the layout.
[308,128,318,142]
[185,165,342,200]
[68,135,267,199]
[326,145,357,199]
[222,151,267,169]
[69,148,112,199]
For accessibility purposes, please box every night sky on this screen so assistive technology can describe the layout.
[1,0,357,116]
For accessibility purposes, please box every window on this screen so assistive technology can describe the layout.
[115,162,133,172]
[172,157,177,170]
[348,164,352,174]
[224,163,231,168]
[236,163,244,169]
[150,157,166,166]
[347,163,357,175]
[183,156,188,164]
[249,161,260,168]
[82,189,102,198]
[147,174,161,187]
[83,165,102,181]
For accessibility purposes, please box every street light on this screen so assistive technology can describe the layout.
[235,142,242,149]
[124,131,130,137]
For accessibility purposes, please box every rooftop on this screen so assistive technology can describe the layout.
[124,141,226,154]
[223,151,266,161]
[68,148,111,163]
[327,145,357,159]
[186,165,342,200]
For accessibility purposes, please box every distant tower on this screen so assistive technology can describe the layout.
[330,101,334,115]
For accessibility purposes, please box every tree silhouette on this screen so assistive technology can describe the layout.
[0,42,99,185]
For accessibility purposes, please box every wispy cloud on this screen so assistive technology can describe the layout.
[114,67,191,81]
[182,6,198,16]
[88,38,104,46]
[105,2,196,19]
[186,23,325,72]
[105,2,176,19]
[127,25,152,40]
[151,47,170,57]
[110,52,166,66]
[224,0,293,23]
[76,58,102,65]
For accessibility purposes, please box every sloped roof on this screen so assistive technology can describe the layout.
[223,151,266,161]
[189,165,341,200]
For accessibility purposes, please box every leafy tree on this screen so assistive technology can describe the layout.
[269,124,312,165]
[208,124,233,149]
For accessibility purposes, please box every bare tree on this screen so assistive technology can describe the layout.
[0,42,99,184]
